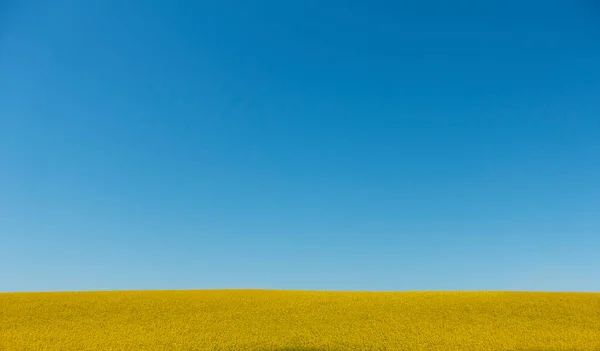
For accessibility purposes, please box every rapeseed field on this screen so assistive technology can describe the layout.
[1,290,599,350]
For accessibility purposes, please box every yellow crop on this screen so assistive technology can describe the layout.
[1,290,599,350]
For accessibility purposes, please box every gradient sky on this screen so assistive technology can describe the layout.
[1,0,599,292]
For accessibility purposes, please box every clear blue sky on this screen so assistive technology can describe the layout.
[1,0,599,292]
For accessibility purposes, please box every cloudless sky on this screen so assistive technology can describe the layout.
[1,0,599,292]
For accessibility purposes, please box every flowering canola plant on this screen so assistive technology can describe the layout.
[1,290,599,350]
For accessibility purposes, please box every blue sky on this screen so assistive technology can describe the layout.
[1,0,599,292]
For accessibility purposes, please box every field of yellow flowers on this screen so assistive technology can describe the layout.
[1,290,599,350]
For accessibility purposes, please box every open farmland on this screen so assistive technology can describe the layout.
[1,290,599,350]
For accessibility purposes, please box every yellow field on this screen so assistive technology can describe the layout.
[1,290,599,351]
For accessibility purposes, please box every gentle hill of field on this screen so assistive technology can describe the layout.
[1,290,599,350]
